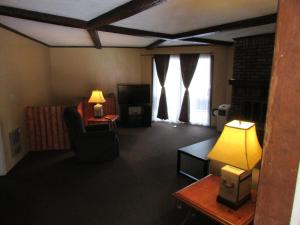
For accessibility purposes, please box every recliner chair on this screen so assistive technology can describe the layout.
[63,107,119,162]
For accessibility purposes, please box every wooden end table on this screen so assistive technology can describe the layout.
[87,114,119,130]
[173,175,256,225]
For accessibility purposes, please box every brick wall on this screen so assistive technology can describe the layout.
[233,34,275,81]
[230,34,275,141]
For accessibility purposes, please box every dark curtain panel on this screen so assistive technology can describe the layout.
[154,55,170,120]
[179,54,199,122]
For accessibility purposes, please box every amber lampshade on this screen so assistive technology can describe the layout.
[88,90,106,104]
[208,120,262,171]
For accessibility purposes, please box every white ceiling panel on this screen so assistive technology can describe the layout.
[114,0,278,34]
[160,40,207,47]
[0,16,93,46]
[0,0,131,21]
[98,31,157,47]
[201,24,276,42]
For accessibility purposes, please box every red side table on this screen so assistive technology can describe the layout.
[87,114,119,130]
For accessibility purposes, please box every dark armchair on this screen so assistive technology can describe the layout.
[63,107,119,162]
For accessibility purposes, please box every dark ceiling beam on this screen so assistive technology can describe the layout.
[99,25,172,39]
[88,0,166,29]
[146,39,166,49]
[0,6,87,28]
[0,22,49,46]
[87,30,102,49]
[174,14,277,39]
[182,37,233,46]
[0,5,277,49]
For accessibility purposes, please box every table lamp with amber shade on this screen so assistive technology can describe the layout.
[207,120,262,209]
[88,90,106,118]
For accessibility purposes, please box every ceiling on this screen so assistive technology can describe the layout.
[0,0,278,48]
[114,0,276,34]
[0,0,131,21]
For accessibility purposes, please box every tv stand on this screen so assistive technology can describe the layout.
[119,104,151,127]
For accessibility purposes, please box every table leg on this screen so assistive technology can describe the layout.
[109,121,113,130]
[107,120,117,131]
[180,209,195,225]
[177,151,181,173]
[203,160,210,177]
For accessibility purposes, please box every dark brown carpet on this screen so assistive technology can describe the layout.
[0,122,219,225]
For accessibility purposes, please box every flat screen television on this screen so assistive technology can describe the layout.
[117,84,150,104]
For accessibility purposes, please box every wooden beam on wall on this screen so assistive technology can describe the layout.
[0,6,87,28]
[88,0,166,29]
[87,30,102,49]
[146,39,166,49]
[174,14,277,39]
[0,5,277,49]
[99,25,173,39]
[182,37,233,46]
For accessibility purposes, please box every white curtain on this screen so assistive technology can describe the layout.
[189,54,212,126]
[152,54,211,126]
[152,60,162,121]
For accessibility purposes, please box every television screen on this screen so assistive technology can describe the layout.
[118,84,150,104]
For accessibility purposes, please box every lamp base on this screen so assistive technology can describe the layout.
[93,103,103,118]
[217,193,251,210]
[217,165,252,210]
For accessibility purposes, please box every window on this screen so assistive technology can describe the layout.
[152,54,212,126]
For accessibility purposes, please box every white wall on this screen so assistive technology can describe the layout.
[49,48,144,104]
[0,28,53,172]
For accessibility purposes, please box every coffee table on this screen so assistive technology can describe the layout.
[177,137,218,180]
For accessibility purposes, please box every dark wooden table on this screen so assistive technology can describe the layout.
[173,175,256,225]
[177,137,218,180]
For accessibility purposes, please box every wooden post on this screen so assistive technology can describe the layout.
[254,0,300,224]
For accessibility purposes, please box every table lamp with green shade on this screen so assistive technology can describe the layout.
[207,120,262,209]
[88,90,106,118]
